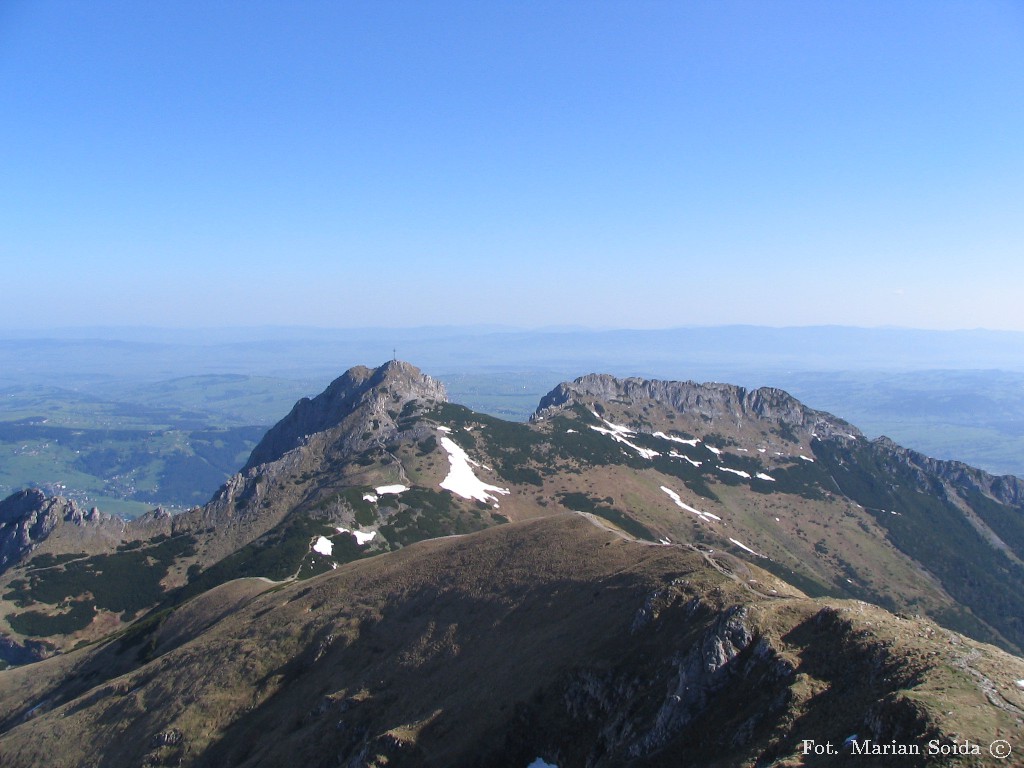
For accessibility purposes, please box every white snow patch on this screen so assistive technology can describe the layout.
[330,562,338,570]
[706,445,722,456]
[755,472,776,482]
[718,466,751,479]
[652,431,700,447]
[591,411,632,434]
[439,436,510,503]
[566,428,577,434]
[659,537,672,545]
[737,448,749,452]
[375,484,409,495]
[312,536,333,556]
[437,425,452,433]
[362,493,379,503]
[775,517,781,522]
[757,447,766,453]
[589,425,660,460]
[728,538,766,558]
[799,455,814,463]
[667,450,702,467]
[661,486,721,521]
[337,527,377,545]
[1015,679,1024,690]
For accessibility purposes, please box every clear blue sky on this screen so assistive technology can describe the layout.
[3,1,1022,330]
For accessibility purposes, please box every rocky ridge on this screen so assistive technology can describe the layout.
[0,489,175,575]
[534,373,861,441]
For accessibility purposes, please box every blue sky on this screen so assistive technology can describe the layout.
[2,1,1022,330]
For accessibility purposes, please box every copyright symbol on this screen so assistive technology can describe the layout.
[990,739,1012,759]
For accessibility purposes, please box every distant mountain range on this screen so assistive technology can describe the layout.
[1,361,1023,766]
[5,325,1024,383]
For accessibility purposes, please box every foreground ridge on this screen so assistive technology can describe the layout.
[1,514,1022,767]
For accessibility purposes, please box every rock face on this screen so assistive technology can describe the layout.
[534,373,860,440]
[0,491,176,578]
[0,490,93,573]
[873,434,1024,507]
[243,360,446,471]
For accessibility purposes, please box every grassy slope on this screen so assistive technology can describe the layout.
[1,515,1021,767]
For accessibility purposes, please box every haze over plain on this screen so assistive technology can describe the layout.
[3,1,1023,332]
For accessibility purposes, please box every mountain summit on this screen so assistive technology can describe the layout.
[244,360,446,470]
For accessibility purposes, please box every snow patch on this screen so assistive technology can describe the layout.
[439,436,510,503]
[706,445,722,456]
[799,454,814,462]
[1015,679,1024,690]
[337,527,377,545]
[652,431,700,447]
[437,425,452,433]
[375,484,409,495]
[755,472,776,482]
[718,466,751,479]
[661,486,721,521]
[362,493,378,503]
[728,538,766,558]
[757,447,766,453]
[667,450,702,467]
[566,428,577,433]
[312,536,333,556]
[589,425,660,460]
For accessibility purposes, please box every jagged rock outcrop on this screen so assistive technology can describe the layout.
[0,490,66,570]
[0,490,105,573]
[0,490,175,577]
[533,373,860,440]
[873,434,1024,507]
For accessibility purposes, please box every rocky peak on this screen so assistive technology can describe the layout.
[0,490,79,573]
[533,373,860,441]
[243,360,447,471]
